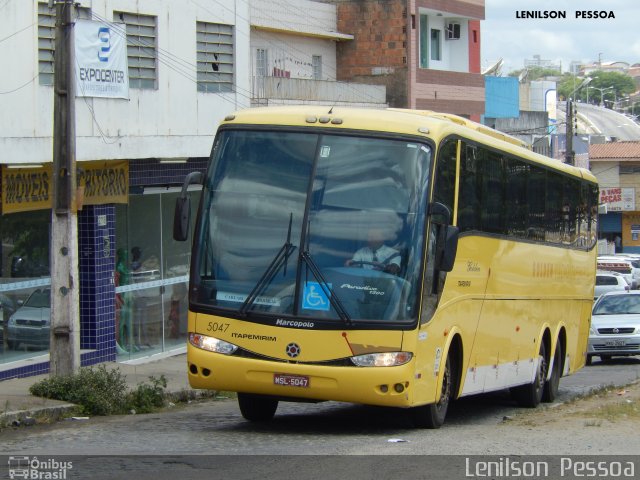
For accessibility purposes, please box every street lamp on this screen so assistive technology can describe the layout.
[587,85,614,107]
[567,77,592,100]
[564,77,592,165]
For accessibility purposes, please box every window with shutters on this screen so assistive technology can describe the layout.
[197,21,234,93]
[38,2,90,86]
[114,11,158,89]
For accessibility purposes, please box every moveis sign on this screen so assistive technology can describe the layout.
[1,161,128,214]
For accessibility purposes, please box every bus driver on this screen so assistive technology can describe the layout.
[345,228,401,275]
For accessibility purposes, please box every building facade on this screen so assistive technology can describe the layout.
[0,0,251,379]
[589,142,640,254]
[327,0,484,120]
[249,0,386,107]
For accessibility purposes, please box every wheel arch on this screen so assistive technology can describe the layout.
[441,330,463,401]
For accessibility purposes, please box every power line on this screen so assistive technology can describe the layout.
[0,73,39,95]
[0,21,34,45]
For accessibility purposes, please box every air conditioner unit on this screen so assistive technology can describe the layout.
[446,22,460,40]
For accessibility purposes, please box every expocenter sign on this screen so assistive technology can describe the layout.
[75,19,129,99]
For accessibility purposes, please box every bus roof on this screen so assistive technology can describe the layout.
[220,106,597,184]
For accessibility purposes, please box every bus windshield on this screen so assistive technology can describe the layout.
[192,129,432,326]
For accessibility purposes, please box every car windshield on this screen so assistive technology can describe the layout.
[192,129,432,325]
[24,289,50,308]
[593,295,640,315]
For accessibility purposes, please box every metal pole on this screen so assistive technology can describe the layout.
[50,0,80,376]
[565,98,573,165]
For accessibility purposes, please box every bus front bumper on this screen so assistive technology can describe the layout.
[187,344,424,408]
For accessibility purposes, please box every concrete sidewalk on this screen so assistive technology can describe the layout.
[0,353,196,425]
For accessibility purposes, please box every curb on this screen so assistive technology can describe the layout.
[0,403,77,427]
[0,389,220,428]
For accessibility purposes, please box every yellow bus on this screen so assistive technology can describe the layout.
[174,106,598,428]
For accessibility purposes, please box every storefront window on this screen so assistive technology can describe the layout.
[115,189,197,360]
[0,211,52,365]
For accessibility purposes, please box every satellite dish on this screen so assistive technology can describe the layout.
[482,58,503,76]
[518,69,529,83]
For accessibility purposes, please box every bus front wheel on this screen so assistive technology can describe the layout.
[511,341,547,408]
[238,393,278,422]
[411,354,453,429]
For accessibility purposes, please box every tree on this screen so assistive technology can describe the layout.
[508,66,562,81]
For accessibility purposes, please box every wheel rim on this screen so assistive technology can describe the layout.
[437,360,451,412]
[536,354,547,392]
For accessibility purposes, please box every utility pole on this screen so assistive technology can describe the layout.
[565,98,574,165]
[50,0,80,376]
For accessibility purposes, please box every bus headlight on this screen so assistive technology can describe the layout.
[350,352,413,367]
[189,333,238,355]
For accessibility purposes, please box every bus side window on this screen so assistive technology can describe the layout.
[432,140,457,214]
[458,144,480,231]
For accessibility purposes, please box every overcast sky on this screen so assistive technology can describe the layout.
[481,0,640,75]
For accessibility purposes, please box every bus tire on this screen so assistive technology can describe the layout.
[410,354,453,429]
[237,393,278,422]
[542,340,562,403]
[586,355,593,366]
[511,341,547,408]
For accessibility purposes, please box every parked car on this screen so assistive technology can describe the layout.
[6,288,51,350]
[588,291,640,365]
[0,293,17,348]
[594,271,630,299]
[613,254,640,289]
[596,257,636,289]
[10,256,50,278]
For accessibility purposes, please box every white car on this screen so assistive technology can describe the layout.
[597,257,636,289]
[594,271,630,299]
[588,291,640,365]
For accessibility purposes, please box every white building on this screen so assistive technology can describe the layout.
[0,0,250,166]
[249,0,386,107]
[0,0,251,379]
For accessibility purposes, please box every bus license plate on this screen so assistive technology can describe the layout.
[605,339,626,347]
[274,374,309,388]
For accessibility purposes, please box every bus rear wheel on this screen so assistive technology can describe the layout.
[511,341,547,408]
[542,341,562,403]
[411,354,453,429]
[237,393,279,422]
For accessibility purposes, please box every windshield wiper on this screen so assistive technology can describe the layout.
[300,250,352,325]
[239,214,296,315]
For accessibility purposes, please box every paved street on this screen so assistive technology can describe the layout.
[1,358,638,454]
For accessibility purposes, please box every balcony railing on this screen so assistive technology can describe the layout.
[251,76,386,107]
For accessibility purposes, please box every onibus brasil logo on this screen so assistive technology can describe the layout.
[8,456,73,479]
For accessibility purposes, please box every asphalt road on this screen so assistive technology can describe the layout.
[574,103,640,141]
[1,358,638,457]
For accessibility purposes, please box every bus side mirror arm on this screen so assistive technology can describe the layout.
[438,225,459,272]
[428,202,459,272]
[173,171,203,241]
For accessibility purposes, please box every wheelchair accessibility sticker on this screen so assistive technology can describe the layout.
[302,282,331,311]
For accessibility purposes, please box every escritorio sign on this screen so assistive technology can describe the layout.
[1,161,128,214]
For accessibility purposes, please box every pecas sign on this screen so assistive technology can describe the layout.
[599,187,634,212]
[75,19,129,99]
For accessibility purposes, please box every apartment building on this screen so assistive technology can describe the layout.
[327,0,484,120]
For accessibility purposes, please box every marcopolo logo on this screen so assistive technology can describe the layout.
[8,456,73,479]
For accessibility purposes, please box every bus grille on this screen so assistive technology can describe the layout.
[234,348,353,366]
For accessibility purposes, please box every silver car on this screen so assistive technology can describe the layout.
[588,291,640,365]
[594,271,629,299]
[6,288,51,350]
